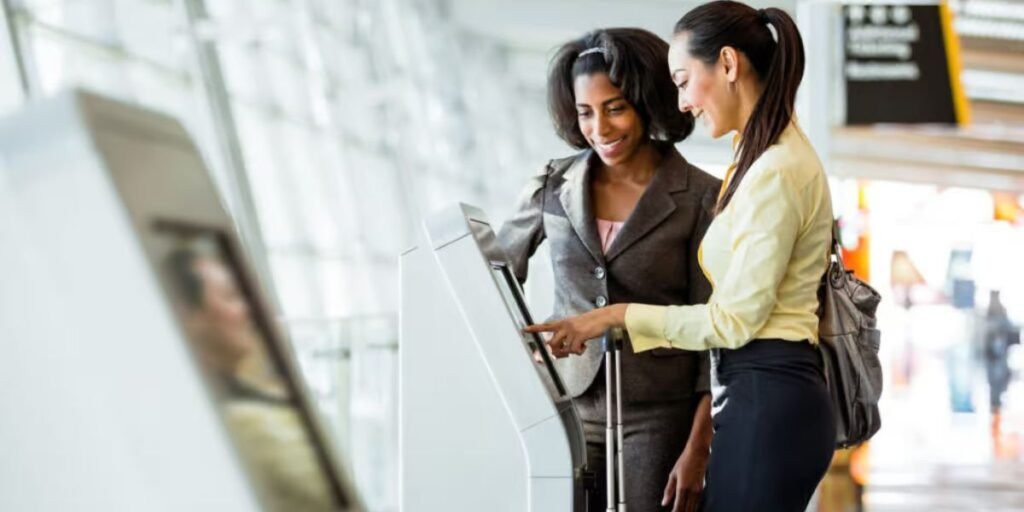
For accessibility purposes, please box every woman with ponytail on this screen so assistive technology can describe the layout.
[527,2,836,510]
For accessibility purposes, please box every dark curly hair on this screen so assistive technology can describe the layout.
[547,27,695,150]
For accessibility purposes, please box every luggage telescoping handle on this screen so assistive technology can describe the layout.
[601,328,627,512]
[614,329,626,512]
[602,331,615,511]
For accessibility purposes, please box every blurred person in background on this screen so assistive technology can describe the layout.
[527,2,837,510]
[983,290,1017,439]
[500,27,720,512]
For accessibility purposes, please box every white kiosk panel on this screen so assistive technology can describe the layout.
[400,203,588,512]
[399,236,527,512]
[0,90,359,512]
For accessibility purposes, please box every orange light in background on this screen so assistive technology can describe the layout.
[891,250,927,289]
[842,235,871,282]
[841,182,871,282]
[849,444,870,486]
[993,192,1019,223]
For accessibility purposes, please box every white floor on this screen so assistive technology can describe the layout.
[864,343,1024,511]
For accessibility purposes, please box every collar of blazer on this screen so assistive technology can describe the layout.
[557,145,691,265]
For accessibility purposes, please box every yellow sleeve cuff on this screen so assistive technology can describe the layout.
[625,304,671,352]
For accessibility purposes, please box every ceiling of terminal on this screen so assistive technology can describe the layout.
[444,0,789,89]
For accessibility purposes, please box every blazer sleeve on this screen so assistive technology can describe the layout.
[688,187,718,394]
[497,162,551,284]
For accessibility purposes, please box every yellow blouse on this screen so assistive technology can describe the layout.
[625,121,833,351]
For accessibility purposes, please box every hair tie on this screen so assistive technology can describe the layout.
[758,8,771,23]
[577,47,608,60]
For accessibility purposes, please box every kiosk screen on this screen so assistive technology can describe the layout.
[155,221,347,512]
[490,261,567,398]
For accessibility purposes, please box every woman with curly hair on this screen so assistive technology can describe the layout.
[500,27,721,512]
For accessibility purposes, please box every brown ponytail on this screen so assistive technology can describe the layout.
[674,1,805,213]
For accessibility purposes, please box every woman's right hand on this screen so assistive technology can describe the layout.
[525,304,628,357]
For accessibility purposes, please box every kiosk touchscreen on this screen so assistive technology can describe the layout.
[0,89,359,512]
[400,204,588,512]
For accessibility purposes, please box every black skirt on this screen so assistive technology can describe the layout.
[700,339,836,512]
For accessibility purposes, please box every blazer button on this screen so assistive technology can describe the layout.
[595,295,608,307]
[594,266,606,280]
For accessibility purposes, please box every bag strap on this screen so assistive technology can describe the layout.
[830,220,847,273]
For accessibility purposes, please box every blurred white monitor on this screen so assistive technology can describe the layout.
[0,89,361,512]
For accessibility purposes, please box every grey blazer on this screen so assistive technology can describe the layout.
[498,145,722,403]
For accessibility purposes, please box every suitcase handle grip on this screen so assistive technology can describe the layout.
[601,328,624,353]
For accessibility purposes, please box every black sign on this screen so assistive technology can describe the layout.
[844,3,968,125]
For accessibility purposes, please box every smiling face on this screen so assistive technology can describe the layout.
[573,72,647,166]
[668,32,739,139]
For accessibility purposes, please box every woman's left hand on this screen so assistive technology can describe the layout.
[525,304,627,357]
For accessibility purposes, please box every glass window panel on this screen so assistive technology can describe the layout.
[293,135,361,255]
[308,0,357,32]
[264,49,312,126]
[281,317,353,477]
[124,61,193,113]
[277,121,329,246]
[314,135,361,244]
[217,43,262,104]
[14,0,119,44]
[232,101,301,248]
[319,36,371,88]
[347,149,410,255]
[331,92,383,148]
[21,24,189,104]
[246,0,290,26]
[268,251,320,320]
[317,259,357,318]
[352,266,379,318]
[203,0,245,22]
[417,174,478,215]
[368,261,398,316]
[286,320,340,401]
[113,0,184,66]
[26,26,125,97]
[348,328,397,510]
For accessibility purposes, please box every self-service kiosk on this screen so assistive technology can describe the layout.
[400,203,590,511]
[0,89,360,511]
